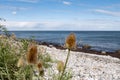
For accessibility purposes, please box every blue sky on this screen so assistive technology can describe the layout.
[0,0,120,31]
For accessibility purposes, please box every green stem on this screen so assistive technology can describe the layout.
[0,72,4,80]
[5,63,11,80]
[60,49,70,80]
[30,65,33,80]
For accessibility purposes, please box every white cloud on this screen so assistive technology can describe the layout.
[0,5,28,10]
[13,0,39,3]
[1,20,120,31]
[94,9,120,17]
[63,1,71,5]
[12,11,17,15]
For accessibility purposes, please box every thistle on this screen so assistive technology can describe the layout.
[26,44,38,65]
[57,61,64,73]
[60,33,76,80]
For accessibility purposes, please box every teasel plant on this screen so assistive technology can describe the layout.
[37,62,44,76]
[60,33,76,80]
[57,61,64,73]
[17,43,39,80]
[26,43,38,65]
[26,43,39,80]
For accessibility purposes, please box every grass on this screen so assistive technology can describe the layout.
[0,37,19,80]
[38,53,53,68]
[52,70,72,80]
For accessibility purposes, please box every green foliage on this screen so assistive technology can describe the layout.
[38,53,53,68]
[20,39,29,52]
[0,38,34,80]
[0,38,19,80]
[52,71,72,80]
[14,65,33,80]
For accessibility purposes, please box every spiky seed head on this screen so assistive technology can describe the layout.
[37,62,43,71]
[37,62,44,76]
[57,61,64,72]
[26,44,38,64]
[65,33,76,50]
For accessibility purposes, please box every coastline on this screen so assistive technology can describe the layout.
[37,41,120,59]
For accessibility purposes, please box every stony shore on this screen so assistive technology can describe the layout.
[38,45,120,80]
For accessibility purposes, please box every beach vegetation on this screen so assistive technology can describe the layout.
[0,28,74,80]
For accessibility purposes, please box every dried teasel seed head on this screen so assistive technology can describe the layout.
[26,44,38,64]
[17,57,25,67]
[65,33,76,50]
[57,61,64,72]
[37,62,43,71]
[37,62,44,76]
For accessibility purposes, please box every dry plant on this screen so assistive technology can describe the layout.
[60,33,76,80]
[26,44,38,65]
[37,62,44,76]
[57,61,64,73]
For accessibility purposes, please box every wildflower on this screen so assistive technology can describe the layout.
[65,33,76,50]
[26,44,38,64]
[17,57,25,67]
[57,61,64,72]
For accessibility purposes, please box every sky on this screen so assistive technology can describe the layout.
[0,0,120,31]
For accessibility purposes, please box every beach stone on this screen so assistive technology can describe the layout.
[82,44,91,50]
[116,50,120,54]
[49,45,53,48]
[101,51,106,54]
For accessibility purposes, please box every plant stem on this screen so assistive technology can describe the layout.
[60,49,70,80]
[0,72,4,80]
[30,65,33,80]
[5,63,11,80]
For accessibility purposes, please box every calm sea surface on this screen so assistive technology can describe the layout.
[11,31,120,52]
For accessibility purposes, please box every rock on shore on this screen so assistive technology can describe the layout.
[38,45,120,80]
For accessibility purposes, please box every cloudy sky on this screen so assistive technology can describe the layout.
[0,0,120,31]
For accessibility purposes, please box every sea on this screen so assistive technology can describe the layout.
[10,31,120,52]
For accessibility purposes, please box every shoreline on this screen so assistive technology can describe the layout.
[6,35,120,59]
[37,41,120,59]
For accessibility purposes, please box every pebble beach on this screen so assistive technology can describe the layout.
[38,45,120,80]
